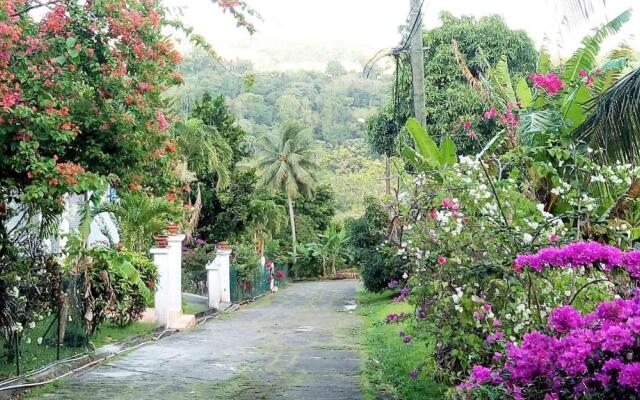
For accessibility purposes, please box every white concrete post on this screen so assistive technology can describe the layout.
[217,247,232,303]
[167,234,186,315]
[150,234,194,329]
[205,245,232,308]
[150,246,172,327]
[205,262,221,310]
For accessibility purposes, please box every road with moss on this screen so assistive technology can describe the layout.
[35,280,362,400]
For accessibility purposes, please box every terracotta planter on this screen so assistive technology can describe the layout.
[166,223,180,235]
[154,235,168,248]
[216,241,230,250]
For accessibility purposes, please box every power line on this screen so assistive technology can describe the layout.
[398,0,425,52]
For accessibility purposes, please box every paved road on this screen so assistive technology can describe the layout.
[39,280,362,400]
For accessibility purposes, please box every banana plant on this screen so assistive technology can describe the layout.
[402,118,457,171]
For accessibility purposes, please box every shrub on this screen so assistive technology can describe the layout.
[347,198,400,291]
[360,249,403,292]
[65,239,157,334]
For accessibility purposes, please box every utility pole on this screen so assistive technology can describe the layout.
[409,0,426,128]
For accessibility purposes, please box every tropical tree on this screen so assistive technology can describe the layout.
[246,198,286,257]
[257,124,318,261]
[306,225,351,276]
[99,192,178,253]
[174,118,233,189]
[575,65,640,164]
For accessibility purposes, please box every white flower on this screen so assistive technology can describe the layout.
[25,338,31,344]
[523,233,533,244]
[37,337,43,345]
[402,272,408,279]
[6,286,19,298]
[28,321,36,329]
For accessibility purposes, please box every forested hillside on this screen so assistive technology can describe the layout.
[170,51,391,145]
[168,51,391,219]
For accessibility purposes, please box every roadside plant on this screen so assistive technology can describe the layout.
[455,242,640,399]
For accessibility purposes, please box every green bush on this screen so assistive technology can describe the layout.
[359,249,403,292]
[346,198,400,291]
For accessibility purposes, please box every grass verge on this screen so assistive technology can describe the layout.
[0,320,156,379]
[358,290,445,400]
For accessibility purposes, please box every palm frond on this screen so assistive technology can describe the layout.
[174,118,233,189]
[562,9,631,82]
[574,66,640,163]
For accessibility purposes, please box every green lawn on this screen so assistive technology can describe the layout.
[182,302,209,315]
[358,290,445,400]
[0,318,157,379]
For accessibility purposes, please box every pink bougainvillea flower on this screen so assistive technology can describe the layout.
[578,69,588,78]
[467,130,477,138]
[530,72,564,95]
[483,107,498,119]
[463,120,471,130]
[156,112,170,131]
[441,198,453,208]
[437,256,447,265]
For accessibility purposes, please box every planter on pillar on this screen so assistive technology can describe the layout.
[150,234,195,330]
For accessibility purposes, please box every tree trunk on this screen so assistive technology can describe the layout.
[287,194,297,263]
[331,255,337,276]
[385,155,391,196]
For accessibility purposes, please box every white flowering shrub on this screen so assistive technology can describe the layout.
[391,150,637,384]
[1,224,61,362]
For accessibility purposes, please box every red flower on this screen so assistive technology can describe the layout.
[166,193,177,202]
[146,281,154,288]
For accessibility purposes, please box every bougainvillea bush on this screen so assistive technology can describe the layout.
[455,242,640,399]
[388,142,640,380]
[0,0,185,344]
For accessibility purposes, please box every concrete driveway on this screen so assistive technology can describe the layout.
[38,280,362,400]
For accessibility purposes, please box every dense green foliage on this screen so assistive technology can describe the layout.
[358,11,640,397]
[346,199,401,292]
[170,54,390,145]
[366,13,538,156]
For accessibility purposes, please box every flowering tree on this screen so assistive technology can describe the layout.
[0,0,253,365]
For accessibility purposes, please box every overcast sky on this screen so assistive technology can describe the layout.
[164,0,639,71]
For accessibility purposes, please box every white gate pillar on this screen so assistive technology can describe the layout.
[150,234,194,329]
[206,244,232,308]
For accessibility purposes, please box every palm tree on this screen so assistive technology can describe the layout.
[257,124,318,261]
[246,198,286,257]
[575,66,640,164]
[174,118,233,242]
[174,118,233,189]
[98,192,175,252]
